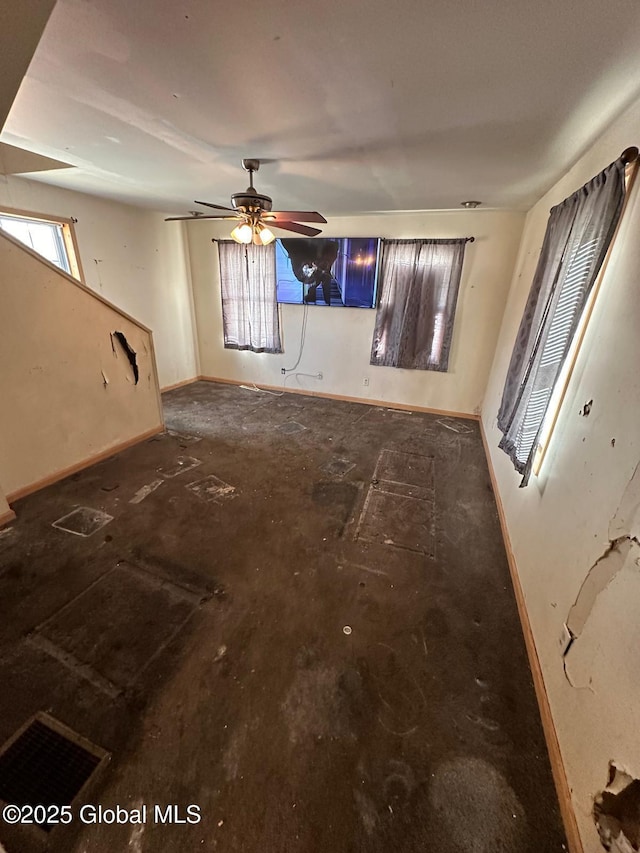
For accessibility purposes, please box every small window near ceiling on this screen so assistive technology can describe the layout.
[0,209,82,280]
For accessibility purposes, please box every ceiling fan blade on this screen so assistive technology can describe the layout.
[164,214,239,221]
[265,211,327,224]
[194,200,236,212]
[269,221,322,237]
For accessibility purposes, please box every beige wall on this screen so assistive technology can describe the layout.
[482,96,640,851]
[0,174,199,388]
[0,0,56,132]
[186,209,524,415]
[0,230,163,498]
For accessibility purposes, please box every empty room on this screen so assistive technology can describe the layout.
[1,1,640,851]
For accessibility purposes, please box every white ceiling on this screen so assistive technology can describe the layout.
[4,0,640,215]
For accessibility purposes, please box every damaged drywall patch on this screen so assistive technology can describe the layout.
[566,537,635,639]
[111,331,139,384]
[594,762,640,851]
[563,461,640,682]
[580,399,594,417]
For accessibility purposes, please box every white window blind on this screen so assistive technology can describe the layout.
[511,238,599,467]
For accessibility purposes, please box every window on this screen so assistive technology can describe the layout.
[370,238,469,372]
[0,208,82,280]
[218,241,282,353]
[497,151,636,486]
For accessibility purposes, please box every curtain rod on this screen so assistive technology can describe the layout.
[212,236,475,242]
[381,236,475,243]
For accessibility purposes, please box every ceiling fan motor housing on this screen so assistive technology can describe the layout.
[231,190,273,212]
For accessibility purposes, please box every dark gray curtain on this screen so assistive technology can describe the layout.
[370,239,467,372]
[497,157,627,486]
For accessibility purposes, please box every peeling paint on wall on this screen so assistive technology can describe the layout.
[562,462,640,688]
[594,762,640,851]
[566,537,635,639]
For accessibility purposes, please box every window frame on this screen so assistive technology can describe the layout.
[532,157,639,477]
[0,204,84,282]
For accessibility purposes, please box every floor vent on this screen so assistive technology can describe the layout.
[0,713,108,831]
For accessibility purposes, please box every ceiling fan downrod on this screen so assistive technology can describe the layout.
[241,158,260,191]
[232,159,272,213]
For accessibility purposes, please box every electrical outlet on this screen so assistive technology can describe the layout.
[317,372,323,380]
[558,622,574,656]
[281,368,286,375]
[363,377,370,387]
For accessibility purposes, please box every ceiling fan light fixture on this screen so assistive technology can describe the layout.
[257,224,275,245]
[230,222,253,244]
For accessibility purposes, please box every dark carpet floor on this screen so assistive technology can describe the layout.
[0,381,567,852]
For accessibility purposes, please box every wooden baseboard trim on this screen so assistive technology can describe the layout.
[479,419,583,853]
[198,375,480,421]
[6,425,164,503]
[160,376,200,393]
[0,508,16,528]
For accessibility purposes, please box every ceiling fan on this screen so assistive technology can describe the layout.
[165,159,327,245]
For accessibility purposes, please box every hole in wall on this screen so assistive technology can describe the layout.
[594,762,640,851]
[111,331,139,384]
